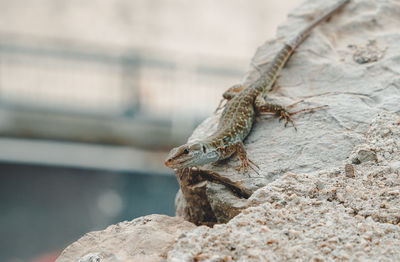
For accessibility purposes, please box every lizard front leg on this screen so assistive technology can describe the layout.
[215,84,245,112]
[219,141,259,175]
[234,141,259,175]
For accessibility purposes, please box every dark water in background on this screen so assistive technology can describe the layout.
[0,162,179,261]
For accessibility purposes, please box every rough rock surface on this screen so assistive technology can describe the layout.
[57,0,400,261]
[168,112,400,261]
[56,214,196,262]
[175,0,400,225]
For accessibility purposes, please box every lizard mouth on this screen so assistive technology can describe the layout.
[164,159,174,168]
[165,158,190,169]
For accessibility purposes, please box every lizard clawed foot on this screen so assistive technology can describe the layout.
[278,104,328,131]
[278,109,297,130]
[235,158,260,176]
[276,99,305,130]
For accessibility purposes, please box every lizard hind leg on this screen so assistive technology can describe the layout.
[281,100,327,127]
[256,99,326,130]
[215,84,245,112]
[254,94,297,128]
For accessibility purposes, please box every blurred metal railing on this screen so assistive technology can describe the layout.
[0,39,243,117]
[0,38,245,148]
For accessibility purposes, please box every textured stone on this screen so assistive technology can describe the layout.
[175,0,400,225]
[168,112,400,261]
[56,214,196,262]
[58,0,400,260]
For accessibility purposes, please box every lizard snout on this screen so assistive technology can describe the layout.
[164,158,173,168]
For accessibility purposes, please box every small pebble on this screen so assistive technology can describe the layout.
[316,181,325,190]
[384,151,391,159]
[79,253,103,262]
[345,164,355,178]
[357,149,377,163]
[389,161,400,172]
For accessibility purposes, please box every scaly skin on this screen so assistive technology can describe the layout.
[165,0,349,173]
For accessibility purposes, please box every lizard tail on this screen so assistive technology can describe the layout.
[256,0,349,95]
[287,0,349,49]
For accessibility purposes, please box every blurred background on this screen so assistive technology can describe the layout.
[0,0,302,261]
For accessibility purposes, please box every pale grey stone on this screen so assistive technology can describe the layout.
[56,214,196,262]
[177,0,400,225]
[169,0,400,260]
[169,112,400,261]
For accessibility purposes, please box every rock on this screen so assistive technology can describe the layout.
[206,183,248,224]
[352,148,377,164]
[57,0,400,261]
[175,0,400,225]
[168,112,400,261]
[78,253,103,262]
[174,189,188,218]
[344,163,355,177]
[56,214,196,262]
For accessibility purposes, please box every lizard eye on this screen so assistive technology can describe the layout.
[202,145,207,153]
[183,149,189,154]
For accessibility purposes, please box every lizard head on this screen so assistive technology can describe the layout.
[165,142,219,169]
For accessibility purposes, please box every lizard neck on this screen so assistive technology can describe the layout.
[197,140,222,165]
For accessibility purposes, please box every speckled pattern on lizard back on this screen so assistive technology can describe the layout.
[165,0,349,173]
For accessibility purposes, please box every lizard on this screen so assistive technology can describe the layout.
[165,0,349,173]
